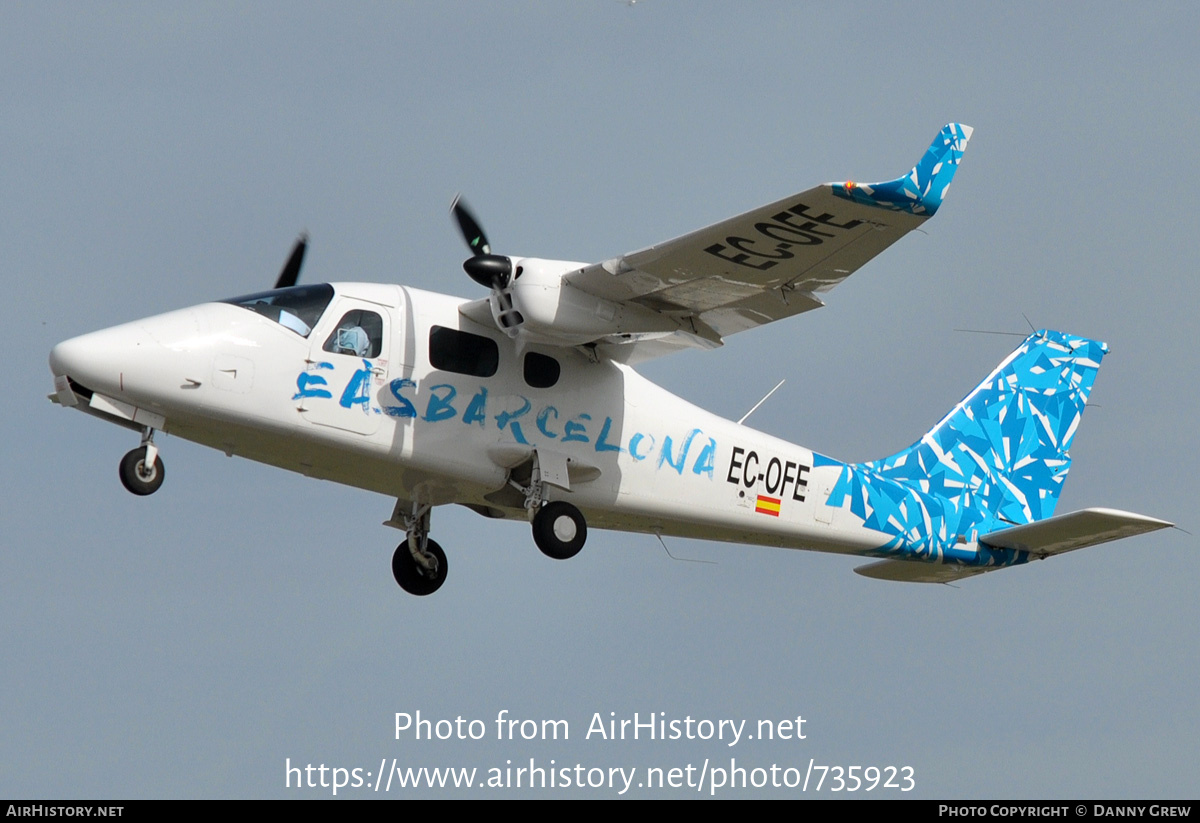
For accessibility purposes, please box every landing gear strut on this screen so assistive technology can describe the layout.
[510,452,588,560]
[391,502,447,596]
[119,429,164,496]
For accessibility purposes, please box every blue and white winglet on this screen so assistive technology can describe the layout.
[832,122,973,216]
[564,123,977,363]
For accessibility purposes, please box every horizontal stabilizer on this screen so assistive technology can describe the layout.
[854,559,993,584]
[979,507,1172,557]
[855,508,1172,584]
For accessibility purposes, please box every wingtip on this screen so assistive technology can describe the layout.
[1084,507,1175,531]
[831,123,974,216]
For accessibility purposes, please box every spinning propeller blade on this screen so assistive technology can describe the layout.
[274,233,308,289]
[450,195,491,257]
[450,196,512,290]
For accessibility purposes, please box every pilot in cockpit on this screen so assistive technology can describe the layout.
[331,324,371,357]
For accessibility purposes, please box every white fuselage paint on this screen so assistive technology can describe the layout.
[49,282,885,557]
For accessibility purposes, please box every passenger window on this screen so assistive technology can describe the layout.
[323,310,383,358]
[523,352,560,388]
[429,326,498,377]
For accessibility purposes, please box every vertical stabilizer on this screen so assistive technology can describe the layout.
[824,330,1107,556]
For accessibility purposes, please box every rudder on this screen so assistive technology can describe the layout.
[824,330,1107,556]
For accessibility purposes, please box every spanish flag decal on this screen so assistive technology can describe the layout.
[755,495,781,516]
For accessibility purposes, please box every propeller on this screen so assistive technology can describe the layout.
[274,233,308,289]
[451,195,513,290]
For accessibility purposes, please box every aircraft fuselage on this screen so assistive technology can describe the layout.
[49,282,878,558]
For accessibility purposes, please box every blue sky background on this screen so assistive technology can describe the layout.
[3,2,1197,798]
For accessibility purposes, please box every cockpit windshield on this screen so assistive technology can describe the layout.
[220,284,335,337]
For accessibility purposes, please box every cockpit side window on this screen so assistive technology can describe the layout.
[323,310,383,358]
[221,284,335,338]
[429,325,498,377]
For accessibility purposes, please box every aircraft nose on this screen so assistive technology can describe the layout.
[50,306,220,409]
[48,335,88,379]
[49,320,169,400]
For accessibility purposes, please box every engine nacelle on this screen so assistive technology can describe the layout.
[491,258,672,347]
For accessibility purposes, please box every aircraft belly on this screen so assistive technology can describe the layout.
[579,497,883,555]
[541,408,886,556]
[166,409,507,500]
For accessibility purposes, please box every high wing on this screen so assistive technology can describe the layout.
[566,123,973,363]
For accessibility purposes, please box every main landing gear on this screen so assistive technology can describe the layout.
[119,429,165,496]
[386,462,591,596]
[532,501,587,560]
[513,452,588,560]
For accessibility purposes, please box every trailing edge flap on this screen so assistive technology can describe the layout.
[854,559,993,584]
[978,507,1172,557]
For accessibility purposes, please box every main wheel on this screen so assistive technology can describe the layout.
[392,539,447,596]
[532,501,587,559]
[119,446,165,496]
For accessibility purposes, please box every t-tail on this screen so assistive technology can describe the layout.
[812,330,1172,583]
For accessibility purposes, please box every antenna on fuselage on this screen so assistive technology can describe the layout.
[737,379,785,425]
[653,531,716,565]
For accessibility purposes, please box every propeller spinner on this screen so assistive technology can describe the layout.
[450,196,523,334]
[451,196,513,290]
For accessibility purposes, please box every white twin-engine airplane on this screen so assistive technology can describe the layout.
[49,124,1171,595]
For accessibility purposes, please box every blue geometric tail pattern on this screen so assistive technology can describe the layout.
[816,330,1108,562]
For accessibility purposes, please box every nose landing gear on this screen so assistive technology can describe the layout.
[119,430,164,496]
[392,538,447,597]
[390,502,447,596]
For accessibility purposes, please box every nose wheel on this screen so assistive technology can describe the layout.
[390,501,447,595]
[119,432,165,496]
[392,538,447,596]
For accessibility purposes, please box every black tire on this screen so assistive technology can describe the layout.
[532,501,587,560]
[119,446,165,496]
[392,538,447,596]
